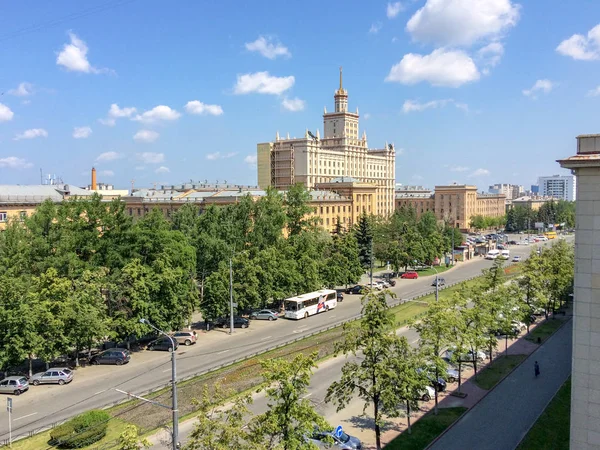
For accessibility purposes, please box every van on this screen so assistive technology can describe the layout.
[485,250,500,260]
[499,249,510,259]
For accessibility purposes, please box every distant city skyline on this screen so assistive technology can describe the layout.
[1,0,596,190]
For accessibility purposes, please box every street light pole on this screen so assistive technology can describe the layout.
[370,237,374,288]
[140,319,178,450]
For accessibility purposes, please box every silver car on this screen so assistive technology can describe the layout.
[250,309,279,321]
[30,368,74,386]
[306,430,362,449]
[0,376,29,395]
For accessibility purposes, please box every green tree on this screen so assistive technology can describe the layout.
[285,184,316,236]
[117,425,150,450]
[355,215,373,270]
[249,353,328,450]
[252,188,286,249]
[322,230,363,288]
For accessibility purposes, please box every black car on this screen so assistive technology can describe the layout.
[431,277,446,287]
[147,337,178,352]
[214,316,249,329]
[345,285,364,295]
[90,348,131,365]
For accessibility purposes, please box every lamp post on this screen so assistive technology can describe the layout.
[370,237,374,289]
[140,318,179,450]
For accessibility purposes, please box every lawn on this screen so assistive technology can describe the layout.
[415,265,453,277]
[9,418,129,450]
[474,354,526,390]
[526,319,564,344]
[516,378,571,450]
[384,407,468,450]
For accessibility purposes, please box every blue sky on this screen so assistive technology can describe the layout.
[1,0,600,191]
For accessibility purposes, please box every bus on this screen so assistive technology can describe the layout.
[284,289,337,320]
[544,231,557,239]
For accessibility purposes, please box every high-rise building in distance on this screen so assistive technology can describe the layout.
[537,174,576,201]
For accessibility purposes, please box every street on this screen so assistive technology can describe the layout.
[0,238,558,443]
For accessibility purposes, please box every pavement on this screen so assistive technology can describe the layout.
[428,318,573,450]
[0,236,564,444]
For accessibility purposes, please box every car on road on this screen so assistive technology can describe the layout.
[147,337,178,352]
[508,240,518,245]
[377,280,390,289]
[306,430,363,449]
[172,331,197,346]
[90,348,131,366]
[401,271,419,279]
[367,282,383,290]
[512,255,522,262]
[250,309,279,321]
[30,368,73,386]
[537,235,549,241]
[214,316,250,329]
[431,277,446,287]
[0,376,29,395]
[345,285,365,295]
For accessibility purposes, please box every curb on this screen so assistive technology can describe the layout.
[424,315,572,450]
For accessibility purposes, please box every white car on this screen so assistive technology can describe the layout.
[419,385,436,402]
[367,282,383,290]
[537,236,549,242]
[444,347,487,362]
[512,255,522,262]
[377,280,390,288]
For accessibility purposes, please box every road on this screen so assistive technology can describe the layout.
[0,237,559,443]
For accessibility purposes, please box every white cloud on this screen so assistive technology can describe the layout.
[386,48,480,87]
[244,155,257,165]
[587,86,600,97]
[387,2,405,19]
[369,22,382,34]
[206,152,238,161]
[8,82,34,96]
[233,72,295,95]
[406,0,520,47]
[403,99,452,112]
[556,24,600,61]
[155,166,170,174]
[95,151,122,162]
[98,118,116,126]
[73,126,92,139]
[56,32,111,74]
[363,113,371,120]
[14,128,48,140]
[133,105,181,124]
[0,157,33,169]
[245,36,291,59]
[469,168,490,177]
[99,103,137,126]
[134,130,160,143]
[185,100,224,116]
[450,165,469,172]
[477,42,504,69]
[0,103,14,122]
[136,152,165,164]
[281,97,305,112]
[99,170,114,177]
[522,79,555,98]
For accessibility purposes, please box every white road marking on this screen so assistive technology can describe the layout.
[293,327,309,334]
[162,368,171,373]
[93,389,107,395]
[218,349,230,355]
[15,412,37,421]
[260,336,273,341]
[301,393,312,399]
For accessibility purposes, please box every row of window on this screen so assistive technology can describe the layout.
[0,211,28,222]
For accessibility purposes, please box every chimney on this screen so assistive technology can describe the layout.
[91,167,97,190]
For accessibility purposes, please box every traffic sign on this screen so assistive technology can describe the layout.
[335,425,343,438]
[6,397,11,413]
[232,303,238,308]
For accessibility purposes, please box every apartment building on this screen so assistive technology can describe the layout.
[538,174,576,201]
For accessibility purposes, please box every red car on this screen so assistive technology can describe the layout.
[401,271,419,279]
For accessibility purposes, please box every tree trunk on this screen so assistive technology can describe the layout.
[505,335,508,356]
[406,400,412,434]
[374,399,381,450]
[75,342,80,367]
[458,361,463,393]
[28,354,33,378]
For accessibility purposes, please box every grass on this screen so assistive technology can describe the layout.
[474,354,526,390]
[384,407,468,450]
[8,418,129,450]
[526,319,564,344]
[415,265,453,277]
[516,378,571,450]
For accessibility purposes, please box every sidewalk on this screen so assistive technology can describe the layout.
[427,318,572,450]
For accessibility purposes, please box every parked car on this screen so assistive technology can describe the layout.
[30,368,73,386]
[431,277,446,287]
[417,368,447,392]
[508,240,518,245]
[336,290,345,302]
[446,367,459,383]
[512,255,522,262]
[214,316,249,329]
[537,236,549,242]
[305,430,363,450]
[148,337,178,352]
[367,282,383,290]
[444,347,486,362]
[172,331,197,346]
[419,385,436,402]
[90,348,131,365]
[0,376,29,395]
[250,309,279,321]
[401,271,419,279]
[377,280,390,289]
[345,285,364,295]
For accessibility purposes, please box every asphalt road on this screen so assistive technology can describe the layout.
[0,237,560,443]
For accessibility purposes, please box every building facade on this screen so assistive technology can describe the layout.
[538,174,576,201]
[558,134,600,449]
[488,183,524,200]
[257,69,396,217]
[395,183,505,231]
[507,195,555,212]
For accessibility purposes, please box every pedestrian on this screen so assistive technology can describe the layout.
[534,361,540,378]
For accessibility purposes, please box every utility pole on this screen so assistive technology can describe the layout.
[451,228,455,266]
[370,237,374,288]
[229,258,234,335]
[7,397,12,448]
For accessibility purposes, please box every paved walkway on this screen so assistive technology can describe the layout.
[428,319,572,450]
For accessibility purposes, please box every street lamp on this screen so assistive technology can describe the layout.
[139,318,179,450]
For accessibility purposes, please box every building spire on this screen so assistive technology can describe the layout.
[339,66,343,90]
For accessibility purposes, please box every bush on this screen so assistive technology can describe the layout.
[49,410,110,448]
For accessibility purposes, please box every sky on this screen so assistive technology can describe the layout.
[1,0,600,191]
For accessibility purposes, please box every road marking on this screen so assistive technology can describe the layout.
[293,327,309,334]
[218,349,230,355]
[93,389,107,395]
[301,393,312,399]
[14,412,37,421]
[260,336,273,341]
[162,368,171,373]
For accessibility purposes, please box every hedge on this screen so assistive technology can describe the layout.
[49,410,110,448]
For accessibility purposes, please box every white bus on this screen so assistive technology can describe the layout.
[284,289,337,320]
[485,249,500,260]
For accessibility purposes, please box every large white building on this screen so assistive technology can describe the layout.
[537,174,576,201]
[257,69,396,217]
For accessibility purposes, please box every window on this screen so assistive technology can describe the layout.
[128,208,133,216]
[137,208,141,215]
[0,212,7,222]
[19,211,27,220]
[326,206,329,214]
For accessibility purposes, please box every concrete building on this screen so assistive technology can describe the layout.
[257,68,396,217]
[488,183,524,200]
[395,183,505,231]
[558,134,600,449]
[507,195,556,212]
[538,174,576,201]
[531,184,539,194]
